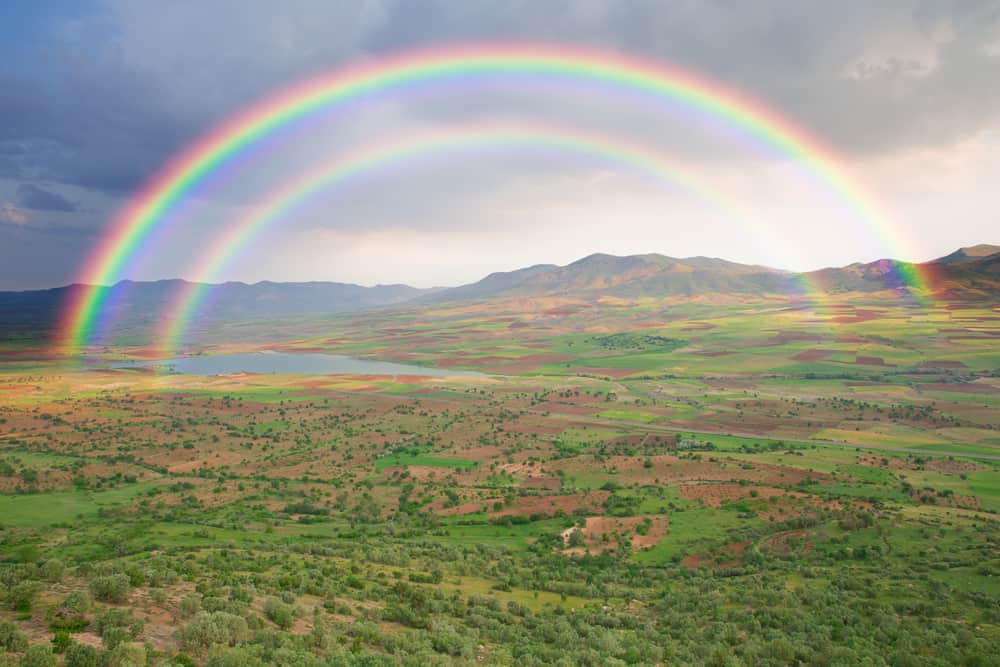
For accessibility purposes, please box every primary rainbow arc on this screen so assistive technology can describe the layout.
[61,43,928,353]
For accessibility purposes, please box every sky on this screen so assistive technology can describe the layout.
[0,0,997,290]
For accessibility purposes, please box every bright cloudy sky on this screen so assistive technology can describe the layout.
[0,0,997,289]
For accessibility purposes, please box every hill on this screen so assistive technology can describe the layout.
[1,245,998,343]
[935,244,1000,264]
[428,253,791,301]
[431,247,1000,303]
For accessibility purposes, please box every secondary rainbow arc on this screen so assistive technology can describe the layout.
[61,43,930,354]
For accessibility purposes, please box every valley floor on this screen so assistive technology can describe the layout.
[0,294,998,665]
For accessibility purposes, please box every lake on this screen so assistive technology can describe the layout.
[115,351,485,377]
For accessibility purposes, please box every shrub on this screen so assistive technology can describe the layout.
[89,574,130,603]
[178,593,202,619]
[93,608,142,636]
[8,581,43,612]
[262,598,295,630]
[106,642,145,667]
[60,591,92,615]
[0,621,28,652]
[39,560,65,583]
[18,644,56,667]
[51,631,72,654]
[101,627,131,651]
[63,644,101,667]
[176,611,249,650]
[204,646,268,667]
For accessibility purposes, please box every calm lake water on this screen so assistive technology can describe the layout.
[116,352,484,377]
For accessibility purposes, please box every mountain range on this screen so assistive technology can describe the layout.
[425,244,1000,301]
[1,245,997,340]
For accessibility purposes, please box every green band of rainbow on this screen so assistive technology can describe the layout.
[61,43,928,353]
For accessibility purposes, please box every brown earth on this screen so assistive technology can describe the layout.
[678,482,789,507]
[491,491,610,519]
[562,515,669,555]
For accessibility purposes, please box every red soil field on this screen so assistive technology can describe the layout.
[854,356,893,366]
[491,491,610,518]
[678,482,790,507]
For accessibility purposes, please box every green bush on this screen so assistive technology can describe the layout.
[93,608,142,637]
[63,644,102,667]
[51,631,71,654]
[106,642,145,667]
[38,560,65,583]
[178,593,201,619]
[204,646,268,667]
[0,621,28,652]
[8,581,43,613]
[60,591,92,615]
[176,611,249,650]
[89,574,130,603]
[18,645,56,667]
[262,598,295,630]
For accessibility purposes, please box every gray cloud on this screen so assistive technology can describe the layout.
[15,183,78,212]
[367,0,1000,153]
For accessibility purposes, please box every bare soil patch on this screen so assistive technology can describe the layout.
[561,515,668,555]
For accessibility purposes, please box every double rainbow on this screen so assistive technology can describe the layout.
[160,122,775,353]
[60,43,929,354]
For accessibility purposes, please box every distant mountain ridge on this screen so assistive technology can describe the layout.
[426,245,1000,302]
[935,244,1000,264]
[1,245,997,340]
[425,253,793,300]
[0,279,443,341]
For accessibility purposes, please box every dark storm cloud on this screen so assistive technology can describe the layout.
[0,0,997,288]
[15,184,78,212]
[0,61,200,194]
